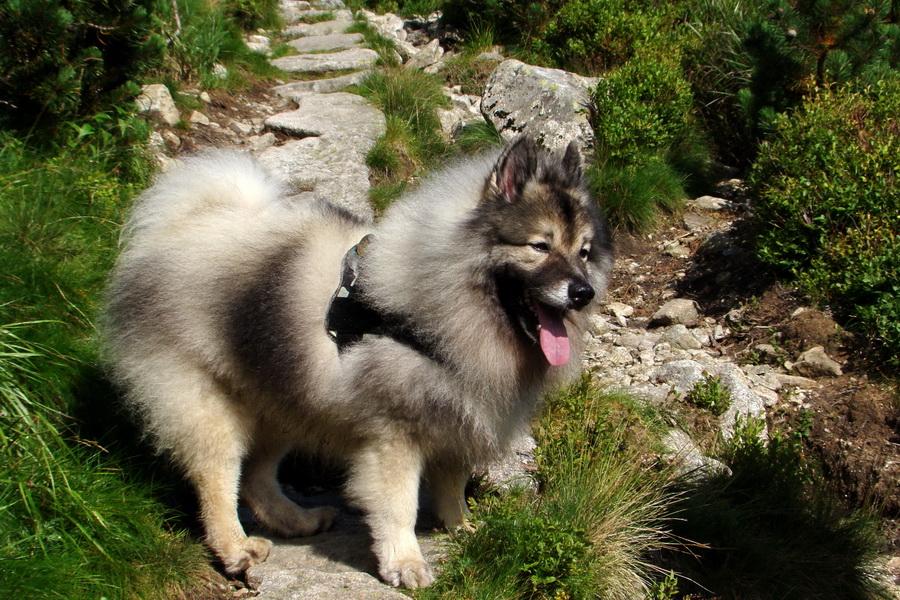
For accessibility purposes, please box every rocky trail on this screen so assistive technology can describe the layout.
[135,1,900,597]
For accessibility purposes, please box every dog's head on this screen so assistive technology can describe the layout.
[469,136,611,366]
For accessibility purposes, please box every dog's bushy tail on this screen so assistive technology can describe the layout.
[122,151,285,245]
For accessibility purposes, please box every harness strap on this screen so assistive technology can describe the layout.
[325,235,444,364]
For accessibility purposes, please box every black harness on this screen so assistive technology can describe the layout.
[325,236,444,363]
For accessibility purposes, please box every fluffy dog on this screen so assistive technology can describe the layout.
[103,136,611,588]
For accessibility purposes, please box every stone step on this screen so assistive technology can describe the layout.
[270,48,379,73]
[285,18,354,39]
[287,32,364,53]
[272,71,368,98]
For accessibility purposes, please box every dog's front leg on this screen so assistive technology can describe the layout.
[347,436,434,589]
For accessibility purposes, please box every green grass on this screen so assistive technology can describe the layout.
[0,122,212,599]
[354,67,450,212]
[666,419,891,599]
[420,377,677,599]
[587,158,685,233]
[345,19,401,67]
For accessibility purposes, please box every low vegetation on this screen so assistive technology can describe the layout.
[2,0,899,596]
[0,0,284,597]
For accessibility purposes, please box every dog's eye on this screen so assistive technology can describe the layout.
[529,241,550,253]
[580,246,591,261]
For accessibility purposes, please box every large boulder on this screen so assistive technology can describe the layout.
[481,59,599,155]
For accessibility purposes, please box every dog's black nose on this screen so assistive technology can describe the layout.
[568,281,594,308]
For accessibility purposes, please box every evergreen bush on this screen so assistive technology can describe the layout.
[751,76,900,365]
[0,0,165,136]
[589,49,709,231]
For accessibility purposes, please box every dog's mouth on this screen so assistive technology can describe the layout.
[499,281,571,366]
[526,291,570,366]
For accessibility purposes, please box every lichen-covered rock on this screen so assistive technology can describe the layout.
[481,59,598,156]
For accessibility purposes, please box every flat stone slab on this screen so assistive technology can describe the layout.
[270,48,379,73]
[288,32,364,52]
[273,71,368,98]
[259,93,385,219]
[285,18,354,39]
[247,491,447,600]
[265,92,383,139]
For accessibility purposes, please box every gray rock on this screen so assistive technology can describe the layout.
[246,133,277,152]
[657,325,702,351]
[265,92,384,140]
[405,39,444,70]
[773,373,818,389]
[135,83,180,126]
[288,32,364,52]
[359,10,406,42]
[481,59,599,156]
[259,136,374,220]
[248,494,445,600]
[655,359,705,394]
[229,120,254,136]
[691,195,730,210]
[247,34,271,54]
[793,345,843,377]
[683,212,714,231]
[649,299,700,328]
[483,434,537,490]
[270,48,379,73]
[437,108,462,139]
[475,51,505,62]
[662,430,732,481]
[284,18,354,39]
[273,71,369,97]
[654,360,767,440]
[188,110,210,126]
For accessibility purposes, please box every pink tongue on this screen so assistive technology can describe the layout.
[533,302,570,366]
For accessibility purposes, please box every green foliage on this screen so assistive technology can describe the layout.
[422,377,675,599]
[685,373,732,417]
[588,48,710,232]
[0,0,166,137]
[667,422,888,599]
[587,157,686,233]
[750,76,900,365]
[456,119,503,152]
[532,0,684,74]
[346,20,401,67]
[355,68,449,211]
[592,51,695,163]
[348,0,442,17]
[683,0,900,166]
[227,0,283,30]
[0,322,211,600]
[648,571,681,600]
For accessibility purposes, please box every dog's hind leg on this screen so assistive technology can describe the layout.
[427,463,473,531]
[151,369,272,574]
[241,435,336,538]
[346,436,434,589]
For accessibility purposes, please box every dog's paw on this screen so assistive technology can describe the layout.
[220,536,273,574]
[380,558,434,589]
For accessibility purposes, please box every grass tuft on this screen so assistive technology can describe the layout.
[354,67,449,211]
[421,376,677,599]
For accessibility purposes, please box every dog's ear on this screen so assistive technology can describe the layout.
[488,136,538,203]
[562,141,583,186]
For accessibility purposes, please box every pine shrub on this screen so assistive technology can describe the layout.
[750,75,900,366]
[0,0,165,136]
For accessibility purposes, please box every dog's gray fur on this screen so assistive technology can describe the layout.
[103,137,611,588]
